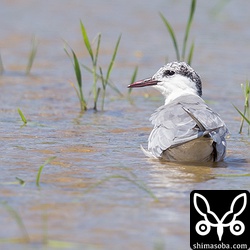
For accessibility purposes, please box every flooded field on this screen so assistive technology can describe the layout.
[0,1,250,249]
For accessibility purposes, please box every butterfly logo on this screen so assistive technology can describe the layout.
[193,193,247,241]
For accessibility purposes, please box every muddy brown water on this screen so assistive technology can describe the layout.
[0,1,250,249]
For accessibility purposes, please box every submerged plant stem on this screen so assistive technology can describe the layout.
[84,174,158,201]
[0,201,30,242]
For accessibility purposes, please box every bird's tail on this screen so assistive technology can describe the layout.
[140,145,157,159]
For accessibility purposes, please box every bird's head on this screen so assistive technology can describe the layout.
[128,62,202,103]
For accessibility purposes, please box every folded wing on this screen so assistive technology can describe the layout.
[148,94,228,161]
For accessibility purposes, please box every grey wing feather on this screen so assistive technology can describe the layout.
[148,94,228,160]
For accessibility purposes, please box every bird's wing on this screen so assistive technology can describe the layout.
[148,94,228,159]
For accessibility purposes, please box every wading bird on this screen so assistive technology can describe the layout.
[128,62,228,162]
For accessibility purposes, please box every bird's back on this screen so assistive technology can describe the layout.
[147,94,228,162]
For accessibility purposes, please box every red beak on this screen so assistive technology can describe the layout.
[128,78,160,88]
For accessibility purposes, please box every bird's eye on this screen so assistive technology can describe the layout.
[163,70,175,77]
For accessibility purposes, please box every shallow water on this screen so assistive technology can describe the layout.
[0,1,250,249]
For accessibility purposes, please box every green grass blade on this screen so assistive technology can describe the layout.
[70,82,87,111]
[17,108,27,124]
[36,167,44,187]
[93,87,101,110]
[26,35,38,75]
[182,0,196,61]
[240,105,247,133]
[187,41,195,65]
[63,44,73,65]
[15,177,26,186]
[239,110,250,125]
[80,20,94,63]
[94,33,101,66]
[237,81,250,133]
[160,12,180,61]
[241,81,250,107]
[73,50,87,110]
[71,49,82,88]
[36,156,56,187]
[233,104,250,134]
[0,53,4,74]
[43,156,56,166]
[106,34,122,82]
[128,66,138,95]
[0,201,30,242]
[64,42,87,111]
[211,0,231,17]
[69,82,81,102]
[71,49,87,110]
[99,67,105,89]
[130,66,138,83]
[81,64,123,96]
[107,80,123,96]
[99,67,106,111]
